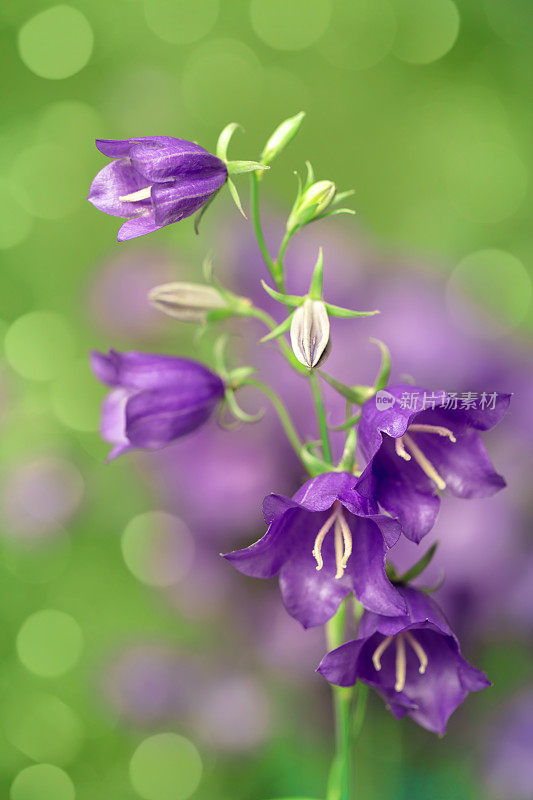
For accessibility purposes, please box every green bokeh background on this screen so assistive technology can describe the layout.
[0,1,531,799]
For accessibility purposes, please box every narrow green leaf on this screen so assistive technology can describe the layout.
[331,189,356,206]
[304,160,315,189]
[216,122,242,161]
[260,280,302,306]
[227,160,269,175]
[370,337,391,392]
[338,426,357,471]
[224,386,264,423]
[315,207,356,221]
[260,314,293,343]
[308,247,324,300]
[325,302,379,318]
[227,177,246,218]
[329,412,360,432]
[299,445,331,477]
[194,189,220,234]
[320,373,374,405]
[398,543,439,585]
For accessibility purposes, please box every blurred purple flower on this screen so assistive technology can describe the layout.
[224,471,406,628]
[484,689,533,799]
[358,384,509,543]
[91,349,224,460]
[318,586,490,735]
[88,137,227,241]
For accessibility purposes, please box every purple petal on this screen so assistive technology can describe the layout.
[223,507,302,579]
[345,517,407,616]
[375,472,441,544]
[317,640,366,686]
[117,214,164,242]
[88,159,150,218]
[151,172,227,227]
[91,350,223,393]
[130,139,226,183]
[293,471,359,512]
[100,388,133,461]
[95,136,186,158]
[262,493,298,525]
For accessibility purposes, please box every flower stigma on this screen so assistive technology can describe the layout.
[312,501,353,580]
[371,631,429,692]
[119,186,152,202]
[394,423,456,491]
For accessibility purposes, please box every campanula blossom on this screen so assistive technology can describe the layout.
[91,349,225,460]
[318,586,490,735]
[224,471,407,629]
[88,137,228,241]
[358,384,510,543]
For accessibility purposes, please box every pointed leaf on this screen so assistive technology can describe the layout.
[324,302,379,318]
[329,412,360,432]
[331,189,355,206]
[370,337,391,392]
[320,373,374,405]
[194,189,221,234]
[227,160,269,175]
[224,386,264,423]
[299,445,331,477]
[260,314,293,343]
[398,543,439,585]
[227,177,246,218]
[338,426,357,471]
[216,122,242,161]
[308,247,324,300]
[304,160,315,189]
[315,207,356,221]
[261,280,302,307]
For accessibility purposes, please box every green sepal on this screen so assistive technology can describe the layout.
[331,189,355,206]
[194,188,221,234]
[227,160,269,175]
[329,412,360,432]
[320,373,374,405]
[227,177,246,218]
[324,302,379,318]
[216,122,242,161]
[260,280,302,307]
[370,337,391,392]
[396,543,439,585]
[224,385,264,423]
[260,313,293,343]
[304,160,315,189]
[228,366,257,387]
[337,426,357,472]
[308,247,324,300]
[314,207,356,221]
[299,444,332,477]
[204,308,235,323]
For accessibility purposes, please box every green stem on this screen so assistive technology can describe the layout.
[326,605,353,800]
[247,306,307,375]
[250,172,282,288]
[309,370,332,462]
[242,377,303,458]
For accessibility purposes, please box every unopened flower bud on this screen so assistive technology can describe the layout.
[149,282,227,322]
[290,298,330,369]
[260,111,305,167]
[287,180,336,233]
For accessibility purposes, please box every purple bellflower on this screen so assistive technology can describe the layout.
[88,137,228,241]
[358,384,510,543]
[91,349,225,460]
[224,471,407,629]
[318,586,490,735]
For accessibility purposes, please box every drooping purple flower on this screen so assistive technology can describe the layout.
[357,384,510,543]
[90,349,225,460]
[224,471,407,629]
[318,586,490,735]
[88,137,228,241]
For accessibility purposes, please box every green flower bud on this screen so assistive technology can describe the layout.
[287,180,336,233]
[148,282,228,322]
[260,111,305,167]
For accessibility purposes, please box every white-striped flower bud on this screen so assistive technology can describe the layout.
[290,298,331,369]
[148,282,227,322]
[287,180,336,232]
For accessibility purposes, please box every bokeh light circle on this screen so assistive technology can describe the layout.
[144,0,219,44]
[17,5,93,80]
[17,609,83,677]
[318,0,396,70]
[129,733,202,800]
[0,179,33,249]
[10,143,85,220]
[121,511,194,588]
[447,249,531,337]
[250,0,331,50]
[5,692,84,765]
[195,675,271,751]
[4,312,76,381]
[51,358,104,432]
[182,39,262,122]
[446,141,527,223]
[10,764,75,800]
[392,0,460,64]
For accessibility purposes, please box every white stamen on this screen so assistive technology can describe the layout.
[402,433,447,491]
[395,436,411,461]
[395,634,407,692]
[404,631,428,675]
[372,636,394,671]
[334,520,344,580]
[119,186,152,203]
[337,512,353,571]
[312,503,353,578]
[312,507,337,572]
[407,423,456,443]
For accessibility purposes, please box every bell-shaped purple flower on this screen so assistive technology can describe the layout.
[88,137,228,241]
[318,586,490,735]
[358,384,510,543]
[91,349,225,460]
[224,471,407,629]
